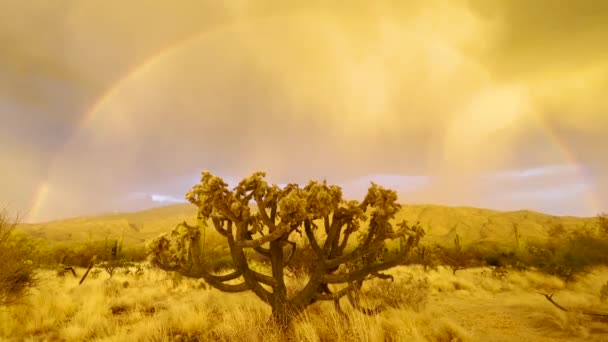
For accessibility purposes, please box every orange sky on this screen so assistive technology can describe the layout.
[0,1,607,222]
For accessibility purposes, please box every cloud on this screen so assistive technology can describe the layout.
[0,1,606,220]
[502,183,591,201]
[490,164,581,180]
[129,192,186,204]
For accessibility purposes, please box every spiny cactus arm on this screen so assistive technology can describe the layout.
[249,270,277,286]
[194,273,249,292]
[193,241,276,298]
[241,225,276,258]
[254,194,275,228]
[313,282,359,301]
[218,231,275,303]
[151,253,248,291]
[234,223,290,248]
[336,228,354,254]
[327,223,422,275]
[321,215,346,257]
[270,203,278,222]
[283,240,297,265]
[325,233,376,268]
[214,201,242,223]
[253,245,272,257]
[239,269,274,304]
[289,271,326,309]
[148,229,253,292]
[221,230,277,286]
[304,220,323,255]
[322,256,404,284]
[327,220,421,269]
[210,217,231,237]
[323,215,331,234]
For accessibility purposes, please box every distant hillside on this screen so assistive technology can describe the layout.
[396,204,597,247]
[16,204,197,245]
[16,203,598,247]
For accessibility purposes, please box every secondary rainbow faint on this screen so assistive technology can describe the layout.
[536,117,601,214]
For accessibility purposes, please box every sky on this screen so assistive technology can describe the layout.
[1,0,607,222]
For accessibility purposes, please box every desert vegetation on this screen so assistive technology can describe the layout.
[2,174,608,341]
[0,209,37,307]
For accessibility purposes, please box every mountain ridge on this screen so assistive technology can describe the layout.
[16,203,599,247]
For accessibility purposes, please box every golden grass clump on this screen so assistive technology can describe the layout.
[1,266,608,341]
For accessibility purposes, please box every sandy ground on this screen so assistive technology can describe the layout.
[430,294,608,342]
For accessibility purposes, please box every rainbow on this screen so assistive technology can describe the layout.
[26,18,247,223]
[26,14,603,222]
[535,116,601,214]
[28,182,49,222]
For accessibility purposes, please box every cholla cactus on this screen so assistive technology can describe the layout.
[148,171,424,328]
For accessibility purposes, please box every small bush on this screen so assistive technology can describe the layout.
[363,275,430,311]
[491,266,509,281]
[0,210,37,306]
[90,269,102,279]
[34,240,148,268]
[437,247,476,275]
[525,227,608,283]
[407,245,440,272]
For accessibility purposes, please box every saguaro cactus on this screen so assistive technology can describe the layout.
[149,171,424,328]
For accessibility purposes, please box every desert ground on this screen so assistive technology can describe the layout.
[2,264,607,341]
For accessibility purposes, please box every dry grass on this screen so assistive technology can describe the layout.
[1,265,607,341]
[0,210,37,307]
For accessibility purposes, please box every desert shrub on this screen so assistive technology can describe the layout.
[407,245,440,272]
[35,240,148,268]
[482,246,528,272]
[363,275,430,311]
[598,213,608,236]
[90,269,102,279]
[437,247,476,275]
[525,227,608,283]
[491,266,509,280]
[0,210,37,306]
[99,258,128,279]
[435,234,483,275]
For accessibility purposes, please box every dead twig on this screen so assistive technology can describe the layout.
[539,293,608,321]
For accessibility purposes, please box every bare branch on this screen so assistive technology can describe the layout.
[540,293,608,320]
